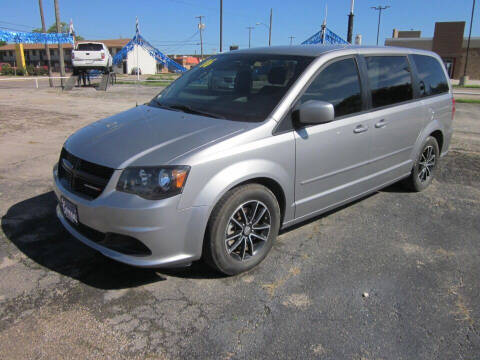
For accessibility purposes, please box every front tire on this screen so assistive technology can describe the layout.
[403,136,440,192]
[203,184,281,275]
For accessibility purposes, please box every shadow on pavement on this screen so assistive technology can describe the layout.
[1,191,222,289]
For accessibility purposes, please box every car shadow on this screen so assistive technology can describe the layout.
[379,181,412,193]
[279,181,412,235]
[2,182,411,287]
[1,191,223,290]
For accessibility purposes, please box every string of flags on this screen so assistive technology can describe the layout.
[0,29,74,44]
[113,19,187,73]
[302,28,348,45]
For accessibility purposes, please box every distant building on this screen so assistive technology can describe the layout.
[170,55,199,70]
[385,22,479,79]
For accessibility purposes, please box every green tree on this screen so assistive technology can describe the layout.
[0,40,6,46]
[32,22,84,40]
[33,21,67,33]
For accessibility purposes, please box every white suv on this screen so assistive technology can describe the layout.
[72,42,113,74]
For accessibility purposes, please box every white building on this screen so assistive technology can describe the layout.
[123,44,157,75]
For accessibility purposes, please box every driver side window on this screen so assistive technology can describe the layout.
[300,58,362,118]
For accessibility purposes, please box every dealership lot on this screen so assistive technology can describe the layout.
[0,85,479,359]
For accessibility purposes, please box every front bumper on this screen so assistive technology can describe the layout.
[53,165,209,268]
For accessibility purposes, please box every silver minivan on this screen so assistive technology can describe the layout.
[53,45,454,275]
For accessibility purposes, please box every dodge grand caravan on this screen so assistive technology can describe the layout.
[53,45,454,275]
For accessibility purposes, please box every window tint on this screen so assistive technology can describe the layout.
[77,43,103,51]
[152,54,314,122]
[300,58,362,117]
[365,56,413,108]
[412,54,449,97]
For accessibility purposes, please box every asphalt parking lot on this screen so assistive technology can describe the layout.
[0,84,479,359]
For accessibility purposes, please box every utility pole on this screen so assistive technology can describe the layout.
[256,9,273,46]
[347,0,354,44]
[38,0,53,87]
[247,26,254,48]
[54,0,66,88]
[219,0,223,52]
[269,8,273,46]
[196,15,205,59]
[371,5,390,46]
[461,0,476,85]
[289,36,295,45]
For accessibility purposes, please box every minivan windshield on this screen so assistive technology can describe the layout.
[150,53,314,122]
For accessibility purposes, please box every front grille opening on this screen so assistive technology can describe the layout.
[65,217,152,257]
[58,148,114,200]
[101,233,152,256]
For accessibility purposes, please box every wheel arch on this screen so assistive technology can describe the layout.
[429,129,444,153]
[411,119,445,165]
[227,177,287,225]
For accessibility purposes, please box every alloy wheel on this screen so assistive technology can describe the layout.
[224,200,271,262]
[417,145,436,183]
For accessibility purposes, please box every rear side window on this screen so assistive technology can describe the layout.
[300,58,362,117]
[411,54,449,97]
[77,43,103,51]
[365,56,413,108]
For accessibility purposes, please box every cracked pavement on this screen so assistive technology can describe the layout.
[0,83,479,359]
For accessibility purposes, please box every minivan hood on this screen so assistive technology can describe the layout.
[64,105,249,169]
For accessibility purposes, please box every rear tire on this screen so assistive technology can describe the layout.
[403,136,440,192]
[203,184,281,275]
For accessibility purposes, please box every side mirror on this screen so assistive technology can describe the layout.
[294,100,334,126]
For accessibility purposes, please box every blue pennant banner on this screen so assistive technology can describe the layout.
[302,27,348,45]
[0,29,74,44]
[113,32,187,73]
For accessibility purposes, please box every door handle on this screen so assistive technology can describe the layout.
[353,125,368,134]
[375,119,387,128]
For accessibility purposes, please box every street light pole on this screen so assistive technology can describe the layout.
[462,0,476,85]
[347,0,354,44]
[371,5,390,46]
[269,8,273,46]
[219,0,223,52]
[247,26,254,48]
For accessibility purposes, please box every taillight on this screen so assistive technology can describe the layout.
[101,52,105,60]
[452,97,456,120]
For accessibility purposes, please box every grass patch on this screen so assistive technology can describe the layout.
[455,98,480,104]
[116,80,171,87]
[146,75,179,81]
[453,84,480,89]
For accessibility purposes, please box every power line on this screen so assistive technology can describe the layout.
[0,25,31,32]
[163,0,257,20]
[0,20,37,29]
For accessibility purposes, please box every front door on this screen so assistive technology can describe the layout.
[294,57,372,220]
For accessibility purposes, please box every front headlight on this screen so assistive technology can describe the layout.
[116,166,190,200]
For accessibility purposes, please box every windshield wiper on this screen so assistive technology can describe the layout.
[166,104,224,119]
[150,98,171,110]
